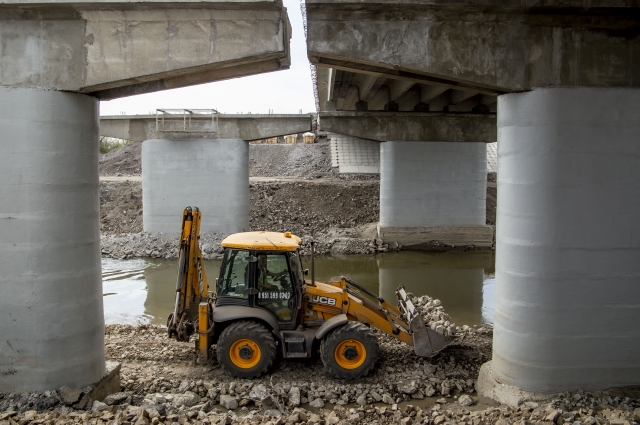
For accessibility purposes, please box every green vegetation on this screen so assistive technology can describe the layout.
[100,137,131,154]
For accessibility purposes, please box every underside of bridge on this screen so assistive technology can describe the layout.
[304,0,640,399]
[0,0,291,392]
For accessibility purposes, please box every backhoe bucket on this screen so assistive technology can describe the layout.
[397,285,453,357]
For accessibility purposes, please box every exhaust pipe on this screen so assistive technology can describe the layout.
[310,240,315,286]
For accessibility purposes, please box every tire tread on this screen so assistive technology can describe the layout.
[320,321,379,380]
[217,320,276,379]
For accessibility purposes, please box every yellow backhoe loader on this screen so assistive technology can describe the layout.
[167,207,452,379]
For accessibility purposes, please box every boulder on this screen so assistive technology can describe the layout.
[58,386,84,406]
[458,395,474,407]
[309,398,325,408]
[172,391,201,408]
[104,392,131,406]
[397,381,418,395]
[219,395,238,410]
[288,387,301,407]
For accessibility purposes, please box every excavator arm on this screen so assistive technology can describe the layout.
[167,207,209,342]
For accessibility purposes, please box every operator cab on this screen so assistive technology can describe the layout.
[216,231,304,329]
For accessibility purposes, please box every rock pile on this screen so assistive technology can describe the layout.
[248,180,379,237]
[99,141,143,176]
[249,142,335,179]
[100,181,143,234]
[2,299,638,425]
[413,295,459,338]
[100,227,391,260]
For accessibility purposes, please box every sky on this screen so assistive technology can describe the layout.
[99,0,316,116]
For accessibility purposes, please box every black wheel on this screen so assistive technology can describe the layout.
[320,321,379,380]
[216,321,276,379]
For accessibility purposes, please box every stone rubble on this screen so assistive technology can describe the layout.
[100,227,394,261]
[99,142,496,255]
[2,293,636,425]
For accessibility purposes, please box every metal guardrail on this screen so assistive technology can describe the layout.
[156,109,219,134]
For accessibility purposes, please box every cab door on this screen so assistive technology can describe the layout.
[254,252,298,329]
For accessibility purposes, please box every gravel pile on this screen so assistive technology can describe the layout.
[249,142,334,178]
[249,180,379,236]
[2,398,639,425]
[100,179,379,237]
[101,181,143,234]
[101,228,393,260]
[2,318,638,425]
[98,141,496,256]
[99,141,143,176]
[0,299,497,424]
[100,177,387,258]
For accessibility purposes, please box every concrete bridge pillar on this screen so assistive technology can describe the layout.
[0,88,105,391]
[378,141,493,248]
[478,87,640,400]
[142,139,249,233]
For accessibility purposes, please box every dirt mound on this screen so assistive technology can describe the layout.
[99,141,142,176]
[249,142,335,178]
[100,181,143,234]
[99,141,378,181]
[99,180,380,237]
[249,180,379,236]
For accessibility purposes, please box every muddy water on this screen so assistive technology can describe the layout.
[102,251,495,327]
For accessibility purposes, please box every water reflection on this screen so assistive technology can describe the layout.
[102,258,150,324]
[102,251,495,327]
[378,251,494,326]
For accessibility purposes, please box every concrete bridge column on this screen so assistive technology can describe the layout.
[142,139,249,233]
[478,88,640,401]
[378,141,493,248]
[0,88,104,391]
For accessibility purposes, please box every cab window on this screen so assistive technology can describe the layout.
[289,252,304,285]
[217,249,250,298]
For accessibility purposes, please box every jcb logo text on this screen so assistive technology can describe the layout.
[312,296,337,306]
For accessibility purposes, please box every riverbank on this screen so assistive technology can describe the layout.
[99,142,496,259]
[2,296,638,424]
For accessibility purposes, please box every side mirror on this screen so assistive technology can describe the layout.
[303,269,309,276]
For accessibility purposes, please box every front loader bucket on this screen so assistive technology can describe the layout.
[396,285,453,357]
[410,314,452,357]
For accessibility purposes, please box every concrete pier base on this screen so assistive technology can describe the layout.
[490,87,640,395]
[379,141,490,247]
[476,361,559,407]
[377,225,494,248]
[0,88,105,391]
[142,139,249,233]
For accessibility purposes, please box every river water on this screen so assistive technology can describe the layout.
[102,251,495,328]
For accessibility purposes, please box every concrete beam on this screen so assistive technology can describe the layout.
[450,90,479,105]
[316,66,332,106]
[318,112,496,143]
[355,74,378,102]
[306,0,640,92]
[389,79,415,102]
[420,85,449,103]
[100,114,313,141]
[0,0,291,99]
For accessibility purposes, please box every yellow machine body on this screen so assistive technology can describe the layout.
[168,208,452,378]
